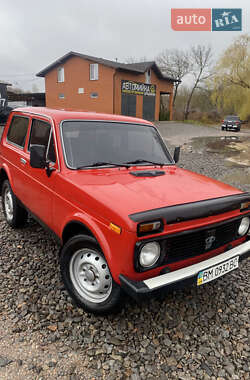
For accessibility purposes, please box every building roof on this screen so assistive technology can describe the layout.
[7,91,45,102]
[0,81,12,86]
[36,51,178,82]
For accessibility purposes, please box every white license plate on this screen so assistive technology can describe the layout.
[197,256,239,286]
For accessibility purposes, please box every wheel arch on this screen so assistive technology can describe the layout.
[62,220,97,245]
[0,167,10,194]
[61,220,112,264]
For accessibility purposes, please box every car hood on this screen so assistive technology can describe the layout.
[65,166,242,230]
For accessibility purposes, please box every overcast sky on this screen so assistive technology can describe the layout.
[1,0,249,91]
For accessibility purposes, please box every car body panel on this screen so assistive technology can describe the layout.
[0,107,249,287]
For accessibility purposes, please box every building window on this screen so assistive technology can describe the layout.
[57,67,64,83]
[78,88,84,94]
[59,93,65,99]
[90,92,98,99]
[90,64,99,80]
[145,69,151,84]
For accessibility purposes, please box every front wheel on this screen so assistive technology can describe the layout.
[60,235,122,314]
[1,180,28,228]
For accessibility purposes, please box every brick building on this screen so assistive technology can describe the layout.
[37,51,177,121]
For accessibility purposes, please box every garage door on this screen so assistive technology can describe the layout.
[143,96,155,121]
[121,94,136,117]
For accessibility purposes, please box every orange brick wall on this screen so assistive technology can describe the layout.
[44,56,174,120]
[114,70,174,120]
[45,56,115,114]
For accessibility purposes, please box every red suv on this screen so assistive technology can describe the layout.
[0,108,249,314]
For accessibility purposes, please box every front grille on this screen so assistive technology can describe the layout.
[163,219,241,264]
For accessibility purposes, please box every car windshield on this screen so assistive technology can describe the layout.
[61,121,173,169]
[225,116,240,120]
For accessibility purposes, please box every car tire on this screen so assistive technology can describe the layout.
[2,180,28,228]
[60,234,122,315]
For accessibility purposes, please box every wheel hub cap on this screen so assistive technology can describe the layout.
[69,248,112,303]
[85,268,95,282]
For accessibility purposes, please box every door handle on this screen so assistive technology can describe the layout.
[20,158,26,165]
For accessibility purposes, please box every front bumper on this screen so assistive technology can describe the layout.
[119,240,250,302]
[222,124,239,130]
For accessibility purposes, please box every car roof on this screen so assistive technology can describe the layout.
[13,107,153,126]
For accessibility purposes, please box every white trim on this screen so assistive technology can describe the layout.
[144,240,250,290]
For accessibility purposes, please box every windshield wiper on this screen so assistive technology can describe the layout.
[124,159,165,167]
[76,161,130,169]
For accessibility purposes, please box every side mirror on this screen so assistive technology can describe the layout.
[173,146,180,163]
[30,144,46,168]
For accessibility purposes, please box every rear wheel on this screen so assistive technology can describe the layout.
[60,235,122,314]
[2,180,28,228]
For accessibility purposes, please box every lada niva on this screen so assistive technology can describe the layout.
[0,107,249,314]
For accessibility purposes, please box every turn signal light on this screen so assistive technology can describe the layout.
[109,223,121,234]
[138,221,162,235]
[241,202,250,211]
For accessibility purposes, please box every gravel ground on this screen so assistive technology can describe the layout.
[0,124,249,379]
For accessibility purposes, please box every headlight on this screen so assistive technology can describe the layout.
[238,217,250,236]
[139,242,161,268]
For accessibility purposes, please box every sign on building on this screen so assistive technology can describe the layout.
[121,80,156,96]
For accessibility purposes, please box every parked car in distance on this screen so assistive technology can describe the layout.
[0,107,250,315]
[221,115,241,131]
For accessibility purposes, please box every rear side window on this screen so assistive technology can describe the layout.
[7,116,29,148]
[28,119,51,149]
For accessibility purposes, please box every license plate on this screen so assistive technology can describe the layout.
[197,256,239,286]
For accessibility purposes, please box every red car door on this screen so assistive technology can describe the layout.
[21,117,59,229]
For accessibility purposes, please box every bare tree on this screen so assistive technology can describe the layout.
[184,45,212,120]
[156,49,190,106]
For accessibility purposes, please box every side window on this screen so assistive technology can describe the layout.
[28,119,51,149]
[29,119,57,163]
[7,116,29,148]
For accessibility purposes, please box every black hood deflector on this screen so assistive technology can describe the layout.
[129,193,250,224]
